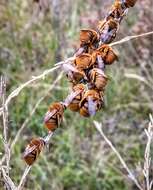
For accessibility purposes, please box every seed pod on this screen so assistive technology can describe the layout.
[89,68,108,91]
[23,138,45,165]
[68,84,86,112]
[123,0,137,8]
[75,53,95,71]
[96,44,118,65]
[44,102,65,132]
[79,90,104,117]
[98,19,119,44]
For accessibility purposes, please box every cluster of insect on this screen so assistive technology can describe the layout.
[23,0,137,166]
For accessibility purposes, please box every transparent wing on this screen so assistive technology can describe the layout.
[23,145,37,158]
[44,110,57,123]
[64,90,82,106]
[88,97,96,116]
[62,62,80,73]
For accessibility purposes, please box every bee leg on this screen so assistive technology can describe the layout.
[97,55,105,71]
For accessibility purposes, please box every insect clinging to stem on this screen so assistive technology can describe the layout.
[23,138,45,165]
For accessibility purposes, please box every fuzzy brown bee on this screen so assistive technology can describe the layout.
[96,44,118,65]
[67,84,86,112]
[98,19,119,44]
[75,53,95,71]
[75,29,99,56]
[122,0,137,8]
[62,62,86,84]
[106,0,127,21]
[89,68,108,91]
[44,102,65,132]
[23,138,45,165]
[79,89,104,117]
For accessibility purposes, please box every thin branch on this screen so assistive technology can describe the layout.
[0,57,74,114]
[94,121,143,190]
[1,167,16,190]
[125,73,153,91]
[1,76,10,176]
[17,165,32,190]
[110,31,153,46]
[143,115,153,190]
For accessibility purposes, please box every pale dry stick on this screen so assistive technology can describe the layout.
[1,167,16,190]
[0,72,63,166]
[1,76,11,176]
[0,57,74,116]
[110,31,153,46]
[143,115,153,190]
[94,121,143,190]
[125,73,153,91]
[17,165,32,190]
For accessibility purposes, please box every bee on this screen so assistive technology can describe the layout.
[122,0,137,8]
[67,84,86,112]
[75,53,95,71]
[79,89,104,117]
[75,29,99,56]
[44,102,66,132]
[23,138,45,165]
[89,68,108,91]
[96,44,118,65]
[98,19,119,44]
[106,0,128,22]
[62,61,87,84]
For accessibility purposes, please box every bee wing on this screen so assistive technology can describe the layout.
[88,97,96,116]
[64,90,82,106]
[97,55,105,70]
[22,145,37,158]
[44,110,57,123]
[62,63,80,73]
[95,67,107,77]
[75,47,85,57]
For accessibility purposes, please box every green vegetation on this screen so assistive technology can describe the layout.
[0,0,153,189]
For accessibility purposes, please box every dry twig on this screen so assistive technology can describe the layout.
[1,76,10,176]
[143,115,153,190]
[94,121,143,190]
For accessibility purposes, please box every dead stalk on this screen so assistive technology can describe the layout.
[1,76,10,176]
[94,121,143,190]
[143,115,153,190]
[17,165,32,190]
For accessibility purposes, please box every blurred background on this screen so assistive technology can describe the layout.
[0,0,153,189]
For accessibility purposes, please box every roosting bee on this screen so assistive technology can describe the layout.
[79,89,104,117]
[98,19,119,44]
[75,29,99,56]
[44,102,66,132]
[62,62,87,84]
[74,53,95,71]
[122,0,137,8]
[96,44,118,66]
[89,68,108,91]
[106,0,128,22]
[67,84,86,112]
[23,138,45,165]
